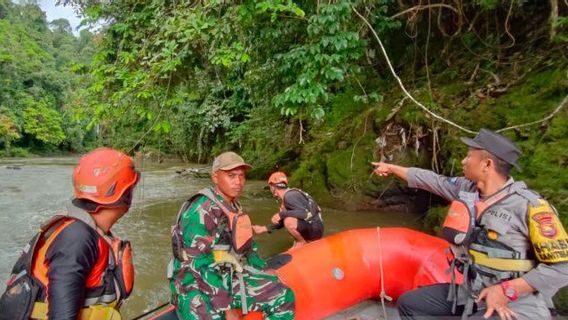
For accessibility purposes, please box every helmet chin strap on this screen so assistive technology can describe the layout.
[73,187,134,214]
[72,198,100,212]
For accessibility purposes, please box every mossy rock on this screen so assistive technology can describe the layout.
[289,157,335,207]
[244,147,299,180]
[325,146,374,209]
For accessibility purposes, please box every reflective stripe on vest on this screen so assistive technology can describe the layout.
[444,182,539,280]
[31,301,122,320]
[468,249,535,272]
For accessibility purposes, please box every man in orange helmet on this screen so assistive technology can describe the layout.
[253,171,324,248]
[0,148,139,320]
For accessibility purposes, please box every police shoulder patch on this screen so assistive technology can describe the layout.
[532,212,558,238]
[447,177,459,186]
[529,199,568,263]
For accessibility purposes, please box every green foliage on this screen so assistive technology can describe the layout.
[0,147,29,157]
[474,0,500,10]
[290,156,335,207]
[45,0,565,222]
[554,16,568,43]
[555,287,568,315]
[50,18,72,34]
[211,42,250,68]
[21,0,568,309]
[229,105,300,178]
[22,98,65,144]
[273,1,366,119]
[423,206,447,235]
[0,113,20,148]
[255,0,305,21]
[60,0,402,161]
[0,0,96,155]
[52,2,566,245]
[325,146,375,207]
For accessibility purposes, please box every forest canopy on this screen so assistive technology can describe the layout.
[1,0,566,222]
[0,0,97,156]
[1,0,567,311]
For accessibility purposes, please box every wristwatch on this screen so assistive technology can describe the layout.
[500,280,518,301]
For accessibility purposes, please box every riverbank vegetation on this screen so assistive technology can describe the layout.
[0,0,97,156]
[57,0,567,219]
[3,0,567,229]
[2,0,568,311]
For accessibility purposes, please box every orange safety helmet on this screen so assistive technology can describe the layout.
[268,171,288,187]
[73,148,139,205]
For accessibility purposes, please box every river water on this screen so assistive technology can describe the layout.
[0,157,421,319]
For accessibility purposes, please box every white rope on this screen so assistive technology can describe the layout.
[496,94,568,133]
[352,7,477,135]
[352,7,568,135]
[376,227,392,319]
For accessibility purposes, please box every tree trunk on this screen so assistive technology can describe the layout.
[550,0,558,41]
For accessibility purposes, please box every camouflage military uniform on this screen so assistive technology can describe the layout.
[170,188,295,320]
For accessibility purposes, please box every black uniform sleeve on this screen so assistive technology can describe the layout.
[279,190,310,220]
[45,221,100,320]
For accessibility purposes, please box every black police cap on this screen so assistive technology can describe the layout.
[460,128,522,170]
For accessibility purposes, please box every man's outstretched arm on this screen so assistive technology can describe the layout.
[372,162,409,181]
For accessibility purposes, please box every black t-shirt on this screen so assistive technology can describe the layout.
[279,189,320,220]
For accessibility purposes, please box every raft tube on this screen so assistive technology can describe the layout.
[273,227,456,320]
[146,227,456,320]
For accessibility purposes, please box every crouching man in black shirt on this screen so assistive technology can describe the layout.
[253,172,324,248]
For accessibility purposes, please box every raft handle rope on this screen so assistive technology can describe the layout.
[377,227,393,319]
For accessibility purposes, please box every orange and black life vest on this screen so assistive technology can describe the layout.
[172,188,253,260]
[441,189,508,246]
[0,206,133,320]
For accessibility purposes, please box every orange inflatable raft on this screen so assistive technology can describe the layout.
[147,227,457,320]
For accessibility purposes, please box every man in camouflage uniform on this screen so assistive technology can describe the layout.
[169,152,295,320]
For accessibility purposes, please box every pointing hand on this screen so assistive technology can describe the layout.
[372,162,391,177]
